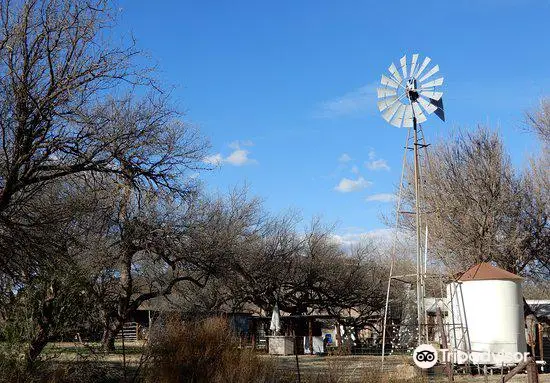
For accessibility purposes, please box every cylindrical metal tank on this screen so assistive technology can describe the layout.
[446,263,527,365]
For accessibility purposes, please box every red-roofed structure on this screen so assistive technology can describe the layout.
[458,262,523,281]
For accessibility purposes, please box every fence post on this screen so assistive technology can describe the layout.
[527,357,539,383]
[122,323,127,383]
[538,323,544,365]
[502,357,536,383]
[308,318,314,355]
[436,307,453,382]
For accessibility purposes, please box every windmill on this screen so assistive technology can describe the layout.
[378,54,445,359]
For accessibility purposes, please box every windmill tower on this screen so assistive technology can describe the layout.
[377,54,445,356]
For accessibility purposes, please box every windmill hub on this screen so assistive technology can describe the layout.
[405,78,419,102]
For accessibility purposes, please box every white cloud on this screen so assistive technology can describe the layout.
[203,140,257,167]
[365,149,390,171]
[334,176,371,193]
[331,228,414,254]
[365,193,396,203]
[339,153,352,162]
[365,159,390,171]
[351,165,359,174]
[332,228,395,249]
[225,149,256,166]
[314,83,377,118]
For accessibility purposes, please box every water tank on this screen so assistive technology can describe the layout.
[446,262,527,365]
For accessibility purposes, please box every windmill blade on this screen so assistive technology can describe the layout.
[377,95,398,112]
[377,87,397,98]
[388,62,402,83]
[381,74,400,89]
[412,102,427,123]
[418,64,439,83]
[390,104,406,127]
[419,89,443,100]
[402,104,414,127]
[430,97,445,121]
[414,56,431,79]
[400,55,407,79]
[409,54,419,77]
[378,54,445,127]
[382,100,402,122]
[417,96,437,114]
[420,77,444,88]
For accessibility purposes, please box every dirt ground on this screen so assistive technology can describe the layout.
[268,354,550,382]
[47,342,550,382]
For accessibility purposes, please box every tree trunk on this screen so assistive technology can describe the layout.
[26,282,56,366]
[26,330,49,367]
[336,322,343,355]
[101,316,123,352]
[102,326,117,352]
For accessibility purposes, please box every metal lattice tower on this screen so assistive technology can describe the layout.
[377,54,446,364]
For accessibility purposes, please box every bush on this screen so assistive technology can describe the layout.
[143,316,277,383]
[0,356,124,383]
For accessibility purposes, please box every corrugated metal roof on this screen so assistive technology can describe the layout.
[458,262,522,281]
[527,300,550,318]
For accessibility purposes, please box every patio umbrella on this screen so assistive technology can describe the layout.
[269,303,281,334]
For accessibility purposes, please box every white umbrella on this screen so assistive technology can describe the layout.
[269,303,281,334]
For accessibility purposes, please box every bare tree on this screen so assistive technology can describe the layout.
[0,179,102,365]
[0,260,93,366]
[223,213,388,341]
[523,99,550,297]
[75,186,260,351]
[526,98,550,144]
[0,0,213,275]
[525,99,550,212]
[0,0,133,208]
[402,127,549,279]
[223,211,305,315]
[319,245,387,332]
[0,70,209,354]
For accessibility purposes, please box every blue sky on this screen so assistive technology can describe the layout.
[116,0,550,242]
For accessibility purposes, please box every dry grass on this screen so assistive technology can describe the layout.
[142,315,278,383]
[273,357,426,383]
[1,333,547,382]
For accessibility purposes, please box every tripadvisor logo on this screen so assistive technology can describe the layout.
[413,344,529,369]
[413,344,438,369]
[413,344,531,368]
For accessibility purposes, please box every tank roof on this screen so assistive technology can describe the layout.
[458,262,523,281]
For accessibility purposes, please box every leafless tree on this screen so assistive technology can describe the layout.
[523,99,550,298]
[401,127,549,280]
[525,99,550,210]
[314,242,387,344]
[0,179,101,365]
[526,98,550,145]
[0,0,213,274]
[0,260,94,365]
[0,1,210,348]
[74,186,260,351]
[222,213,389,340]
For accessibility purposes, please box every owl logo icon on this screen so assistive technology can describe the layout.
[413,344,438,369]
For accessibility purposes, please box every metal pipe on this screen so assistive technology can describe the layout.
[413,116,424,345]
